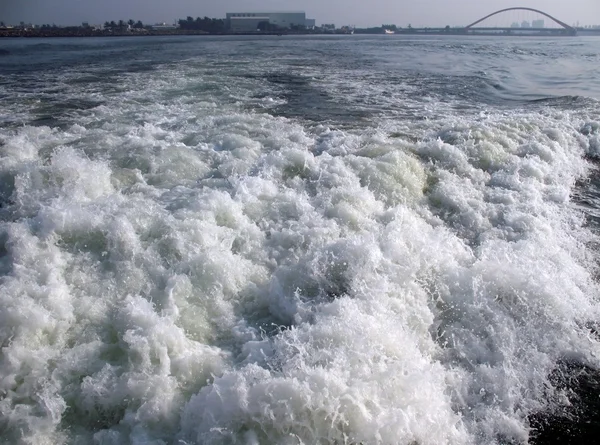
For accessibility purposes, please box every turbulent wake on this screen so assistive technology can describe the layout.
[1,36,600,445]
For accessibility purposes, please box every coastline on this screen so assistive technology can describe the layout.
[0,29,328,38]
[2,29,596,39]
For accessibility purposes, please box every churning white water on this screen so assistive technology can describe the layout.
[1,35,600,445]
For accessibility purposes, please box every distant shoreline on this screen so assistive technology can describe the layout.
[1,29,599,39]
[1,29,325,38]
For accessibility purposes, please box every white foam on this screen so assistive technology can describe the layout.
[1,46,600,445]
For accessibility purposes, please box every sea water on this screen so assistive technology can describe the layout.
[0,35,600,445]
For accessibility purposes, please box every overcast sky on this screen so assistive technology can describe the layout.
[1,0,598,27]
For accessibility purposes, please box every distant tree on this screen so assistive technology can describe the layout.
[290,23,306,31]
[179,17,199,30]
[258,21,276,32]
[134,20,144,29]
[177,16,224,32]
[209,18,225,33]
[0,21,5,27]
[104,21,110,29]
[127,19,134,27]
[110,20,117,28]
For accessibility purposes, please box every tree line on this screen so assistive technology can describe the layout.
[103,20,145,30]
[100,16,227,32]
[178,17,225,32]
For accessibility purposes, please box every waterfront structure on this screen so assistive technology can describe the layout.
[150,23,179,30]
[464,7,575,35]
[225,12,315,32]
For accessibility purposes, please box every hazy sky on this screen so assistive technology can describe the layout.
[1,0,598,27]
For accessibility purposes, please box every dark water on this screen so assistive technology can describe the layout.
[0,35,600,445]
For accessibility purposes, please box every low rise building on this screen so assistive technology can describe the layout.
[150,23,179,30]
[226,12,315,32]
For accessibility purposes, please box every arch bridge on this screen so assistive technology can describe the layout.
[465,7,575,33]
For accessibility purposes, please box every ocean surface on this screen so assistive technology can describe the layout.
[1,35,600,445]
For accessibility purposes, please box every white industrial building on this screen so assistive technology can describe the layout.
[226,12,315,32]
